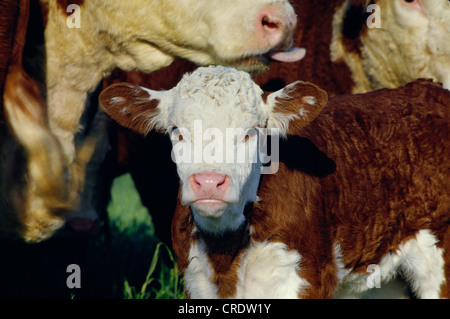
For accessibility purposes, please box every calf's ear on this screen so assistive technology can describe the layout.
[265,81,328,136]
[99,83,170,136]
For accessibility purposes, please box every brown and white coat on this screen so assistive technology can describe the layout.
[100,66,450,298]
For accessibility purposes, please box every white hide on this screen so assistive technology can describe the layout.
[184,236,309,298]
[334,229,446,299]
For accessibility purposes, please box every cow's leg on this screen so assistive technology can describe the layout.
[400,230,446,299]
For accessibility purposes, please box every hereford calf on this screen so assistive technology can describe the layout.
[100,66,449,298]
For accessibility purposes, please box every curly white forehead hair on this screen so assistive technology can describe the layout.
[174,66,264,111]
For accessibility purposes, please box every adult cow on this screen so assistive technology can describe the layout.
[111,0,450,96]
[1,0,303,242]
[256,0,450,94]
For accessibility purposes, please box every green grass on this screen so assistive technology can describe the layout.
[123,242,183,299]
[0,173,185,299]
[108,173,155,237]
[106,173,185,299]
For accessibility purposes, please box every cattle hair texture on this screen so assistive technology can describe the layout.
[100,65,449,298]
[170,79,449,299]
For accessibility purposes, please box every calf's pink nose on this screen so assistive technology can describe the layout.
[190,172,230,199]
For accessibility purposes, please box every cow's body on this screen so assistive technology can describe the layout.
[172,79,450,298]
[100,66,449,298]
[1,0,302,241]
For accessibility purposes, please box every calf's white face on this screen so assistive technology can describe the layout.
[100,66,327,234]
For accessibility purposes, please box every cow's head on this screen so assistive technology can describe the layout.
[90,0,304,74]
[338,0,450,90]
[100,66,327,234]
[409,0,450,89]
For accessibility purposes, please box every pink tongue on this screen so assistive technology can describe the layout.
[268,47,306,63]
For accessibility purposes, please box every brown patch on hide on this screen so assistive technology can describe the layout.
[271,81,328,135]
[251,161,340,298]
[254,80,449,297]
[56,0,84,16]
[171,190,195,274]
[201,223,250,298]
[171,190,251,298]
[261,91,270,104]
[323,80,448,272]
[99,83,161,136]
[0,0,21,109]
[0,0,29,114]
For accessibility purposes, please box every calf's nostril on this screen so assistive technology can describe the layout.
[192,173,228,191]
[193,176,201,187]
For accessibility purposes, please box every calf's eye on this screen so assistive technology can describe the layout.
[244,128,258,143]
[170,126,184,141]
